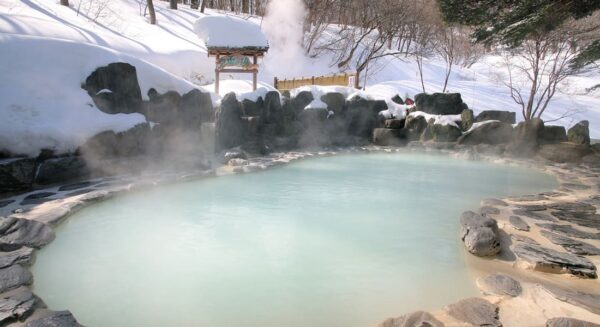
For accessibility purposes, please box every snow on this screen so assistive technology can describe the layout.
[304,98,328,110]
[194,15,268,49]
[408,111,462,128]
[205,80,278,104]
[467,120,501,132]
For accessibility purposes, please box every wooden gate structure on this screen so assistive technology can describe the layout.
[208,47,268,94]
[273,72,359,91]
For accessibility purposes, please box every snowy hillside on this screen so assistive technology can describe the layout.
[1,0,600,156]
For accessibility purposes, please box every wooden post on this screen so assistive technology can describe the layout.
[354,71,359,89]
[274,77,278,90]
[252,54,258,91]
[215,54,220,94]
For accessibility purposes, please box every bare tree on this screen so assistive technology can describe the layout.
[147,0,156,24]
[242,0,249,14]
[191,0,199,9]
[169,0,177,10]
[503,23,592,120]
[200,0,206,12]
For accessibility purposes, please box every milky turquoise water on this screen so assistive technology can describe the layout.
[32,152,556,327]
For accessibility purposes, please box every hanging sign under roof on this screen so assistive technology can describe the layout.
[219,55,257,70]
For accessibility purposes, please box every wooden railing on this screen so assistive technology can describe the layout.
[274,72,359,91]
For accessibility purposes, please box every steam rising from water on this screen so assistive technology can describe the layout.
[262,0,308,78]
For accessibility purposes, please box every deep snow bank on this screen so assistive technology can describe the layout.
[0,35,203,156]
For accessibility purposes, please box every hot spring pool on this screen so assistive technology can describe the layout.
[31,152,556,327]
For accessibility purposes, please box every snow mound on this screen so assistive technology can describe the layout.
[194,15,269,49]
[408,111,462,127]
[467,120,501,132]
[205,80,278,104]
[0,34,203,157]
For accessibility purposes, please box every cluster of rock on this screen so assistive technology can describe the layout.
[1,62,215,197]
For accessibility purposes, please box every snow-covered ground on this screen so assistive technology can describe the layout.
[0,0,599,156]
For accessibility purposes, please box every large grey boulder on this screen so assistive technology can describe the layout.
[507,117,544,157]
[460,211,501,256]
[546,317,600,327]
[477,273,522,297]
[445,298,501,327]
[540,125,568,144]
[538,143,592,163]
[0,247,34,269]
[263,91,283,126]
[34,156,89,185]
[421,122,462,142]
[215,93,245,151]
[372,128,405,146]
[79,123,151,160]
[460,108,474,131]
[512,242,597,278]
[180,88,213,126]
[457,121,513,145]
[0,217,55,251]
[475,110,516,124]
[377,311,444,327]
[0,288,45,324]
[0,265,32,293]
[384,119,405,129]
[25,310,83,327]
[404,115,428,141]
[414,93,465,115]
[320,92,346,114]
[82,62,143,114]
[0,158,36,194]
[568,120,590,145]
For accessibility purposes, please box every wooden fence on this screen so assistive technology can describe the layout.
[274,72,358,91]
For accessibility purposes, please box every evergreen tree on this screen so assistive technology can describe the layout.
[437,0,600,66]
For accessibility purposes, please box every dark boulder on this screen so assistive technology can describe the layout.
[403,115,427,141]
[215,93,245,151]
[0,158,36,194]
[457,121,513,145]
[320,92,346,114]
[513,242,596,278]
[34,156,89,185]
[78,123,151,161]
[540,125,568,144]
[290,91,314,113]
[414,93,466,115]
[474,110,516,124]
[372,128,405,146]
[507,118,544,157]
[345,96,383,138]
[263,91,283,126]
[143,90,181,124]
[180,89,213,125]
[384,119,404,129]
[421,122,462,142]
[546,317,600,327]
[538,143,592,163]
[241,98,262,116]
[82,62,143,114]
[461,108,474,131]
[298,108,329,148]
[568,120,590,145]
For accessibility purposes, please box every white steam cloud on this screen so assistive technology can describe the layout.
[262,0,308,79]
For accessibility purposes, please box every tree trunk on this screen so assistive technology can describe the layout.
[60,0,69,6]
[147,0,157,24]
[170,0,177,10]
[191,0,199,9]
[242,0,249,13]
[200,0,206,12]
[230,0,235,12]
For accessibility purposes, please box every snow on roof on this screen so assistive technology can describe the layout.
[193,15,269,50]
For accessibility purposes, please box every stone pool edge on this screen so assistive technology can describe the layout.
[0,144,598,326]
